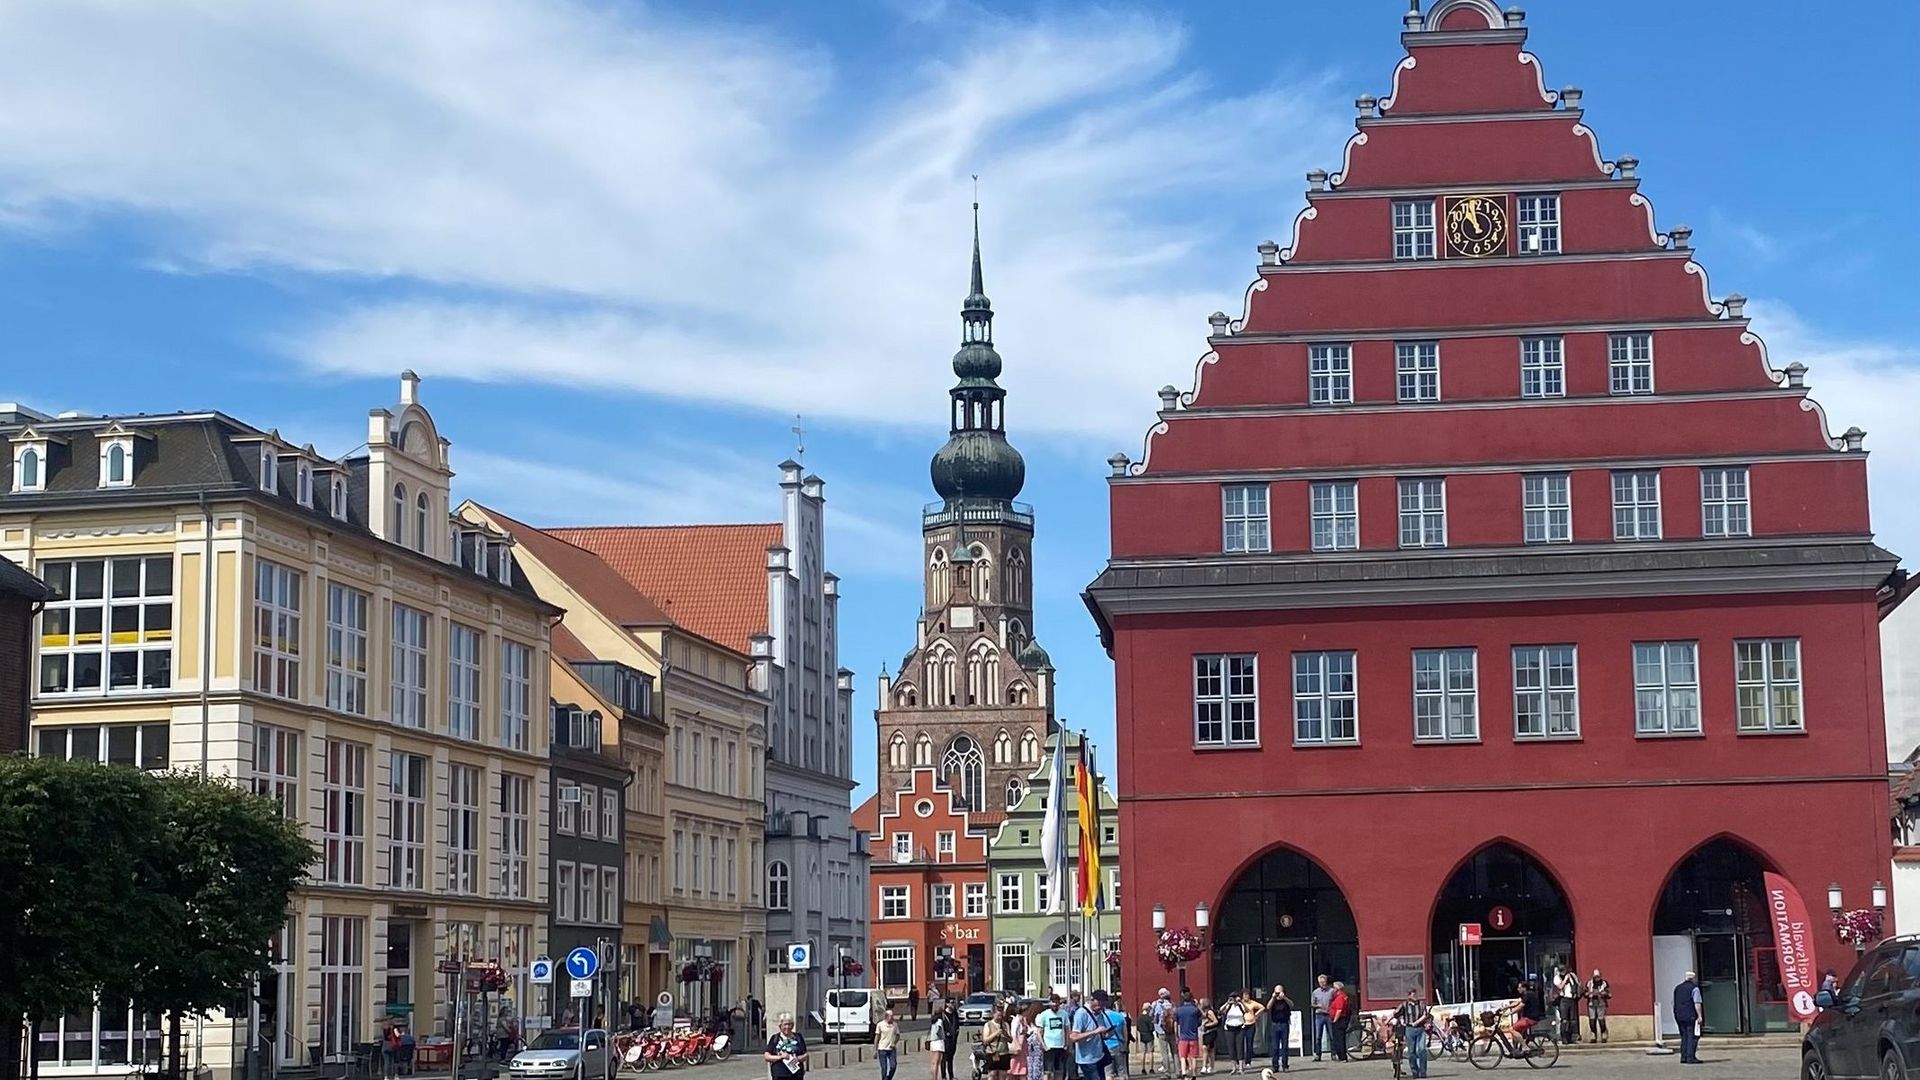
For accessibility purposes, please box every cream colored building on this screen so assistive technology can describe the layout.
[463,505,766,1016]
[2,376,554,1078]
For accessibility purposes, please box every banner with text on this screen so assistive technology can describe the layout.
[1762,871,1818,1021]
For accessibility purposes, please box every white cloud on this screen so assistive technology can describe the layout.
[0,0,1343,444]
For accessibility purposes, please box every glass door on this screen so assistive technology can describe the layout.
[1694,934,1742,1034]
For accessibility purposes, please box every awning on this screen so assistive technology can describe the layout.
[649,915,672,948]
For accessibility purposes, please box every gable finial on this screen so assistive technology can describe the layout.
[791,414,806,460]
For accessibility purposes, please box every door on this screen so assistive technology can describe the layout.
[1474,937,1529,1001]
[968,945,987,994]
[1694,934,1742,1034]
[1651,935,1695,1037]
[583,1030,609,1080]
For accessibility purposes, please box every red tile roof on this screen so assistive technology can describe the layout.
[470,504,673,629]
[548,524,782,655]
[549,622,594,663]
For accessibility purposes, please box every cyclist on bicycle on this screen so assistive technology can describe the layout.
[1512,980,1546,1040]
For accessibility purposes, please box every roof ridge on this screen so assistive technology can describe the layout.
[550,522,782,533]
[470,502,629,562]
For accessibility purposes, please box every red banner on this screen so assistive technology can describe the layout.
[1763,872,1819,1021]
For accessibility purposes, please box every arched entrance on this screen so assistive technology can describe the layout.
[1430,842,1574,1004]
[1652,837,1790,1034]
[1212,847,1359,1004]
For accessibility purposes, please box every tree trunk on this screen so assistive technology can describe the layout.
[168,1012,184,1080]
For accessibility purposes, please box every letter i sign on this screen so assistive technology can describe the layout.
[1488,905,1515,932]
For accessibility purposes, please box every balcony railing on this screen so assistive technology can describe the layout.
[921,500,1035,529]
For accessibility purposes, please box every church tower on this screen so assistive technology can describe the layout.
[876,204,1055,815]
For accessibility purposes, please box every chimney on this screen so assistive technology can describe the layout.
[1670,225,1693,251]
[1784,362,1808,389]
[1158,386,1181,413]
[1307,169,1328,193]
[1257,241,1281,267]
[399,370,421,405]
[1106,453,1131,477]
[1208,312,1231,337]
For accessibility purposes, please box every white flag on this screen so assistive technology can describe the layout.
[1039,730,1068,914]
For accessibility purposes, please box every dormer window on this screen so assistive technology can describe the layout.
[295,461,314,507]
[12,443,45,493]
[258,444,277,494]
[330,476,348,521]
[99,437,133,489]
[390,483,406,544]
[496,545,514,586]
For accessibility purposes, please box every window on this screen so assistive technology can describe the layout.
[1517,194,1560,254]
[324,584,369,714]
[330,475,348,521]
[1222,484,1270,554]
[500,773,531,899]
[1413,648,1479,742]
[388,751,427,890]
[768,861,791,910]
[1309,344,1353,405]
[888,732,907,767]
[448,623,482,740]
[259,445,278,494]
[101,438,132,488]
[390,605,428,728]
[447,763,481,894]
[251,561,301,699]
[998,872,1023,914]
[1520,337,1565,398]
[580,787,598,840]
[322,739,367,885]
[38,556,174,695]
[1194,654,1259,747]
[1392,199,1436,260]
[936,830,956,859]
[37,722,170,769]
[930,883,955,918]
[1310,480,1359,552]
[1396,342,1440,402]
[877,946,914,994]
[1035,874,1051,916]
[1513,645,1579,739]
[1522,473,1572,544]
[1292,651,1358,745]
[1634,642,1701,735]
[557,862,577,921]
[413,492,430,553]
[296,461,313,507]
[602,863,619,921]
[1611,470,1662,540]
[880,885,909,920]
[319,916,364,1060]
[1397,478,1447,548]
[557,783,578,835]
[251,724,300,818]
[600,785,618,840]
[672,830,684,893]
[964,882,988,918]
[500,641,532,751]
[1701,467,1751,538]
[998,942,1029,993]
[1605,331,1656,395]
[1735,638,1803,733]
[1005,778,1025,809]
[891,832,911,861]
[390,483,406,545]
[13,444,43,492]
[580,865,600,923]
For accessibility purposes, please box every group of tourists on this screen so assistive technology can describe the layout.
[1125,978,1353,1076]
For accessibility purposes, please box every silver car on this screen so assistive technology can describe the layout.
[509,1028,612,1080]
[957,992,997,1026]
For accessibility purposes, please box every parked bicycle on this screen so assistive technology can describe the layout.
[1429,1012,1474,1063]
[1346,1014,1386,1059]
[1467,1007,1559,1070]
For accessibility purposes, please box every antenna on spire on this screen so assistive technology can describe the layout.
[968,175,986,303]
[791,414,806,460]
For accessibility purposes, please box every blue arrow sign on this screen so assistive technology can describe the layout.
[565,947,599,980]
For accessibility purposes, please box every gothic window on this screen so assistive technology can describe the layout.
[390,483,407,545]
[888,731,908,768]
[972,551,992,603]
[413,493,430,553]
[1009,683,1030,706]
[967,642,999,706]
[943,734,985,810]
[985,650,1001,705]
[929,548,950,607]
[928,644,957,705]
[1005,777,1025,810]
[914,733,934,766]
[1019,730,1040,763]
[993,730,1012,764]
[1007,548,1026,605]
[897,684,918,708]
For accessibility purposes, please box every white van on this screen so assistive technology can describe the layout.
[823,988,882,1043]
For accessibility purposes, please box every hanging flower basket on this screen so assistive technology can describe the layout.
[1156,929,1204,972]
[846,959,865,978]
[1834,908,1885,947]
[1105,949,1123,972]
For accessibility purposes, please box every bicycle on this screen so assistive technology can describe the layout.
[1429,1013,1474,1063]
[1466,1009,1558,1070]
[1345,1015,1385,1059]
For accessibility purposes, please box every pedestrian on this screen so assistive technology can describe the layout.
[1326,982,1351,1063]
[1391,989,1431,1080]
[1103,993,1133,1080]
[1069,991,1115,1080]
[1148,989,1176,1076]
[877,1011,901,1080]
[1041,997,1071,1080]
[1216,992,1244,1075]
[1556,968,1582,1044]
[1820,968,1840,998]
[1307,976,1332,1063]
[1197,998,1218,1074]
[1173,992,1202,1079]
[765,1014,810,1080]
[1263,985,1294,1074]
[1585,970,1611,1043]
[941,1006,960,1080]
[1023,1001,1048,1080]
[1135,1002,1155,1076]
[984,1004,1015,1080]
[928,1004,950,1080]
[1672,971,1703,1065]
[910,986,922,1021]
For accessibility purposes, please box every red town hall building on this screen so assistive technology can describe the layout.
[1085,0,1900,1039]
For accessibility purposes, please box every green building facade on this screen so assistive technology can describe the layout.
[986,728,1121,999]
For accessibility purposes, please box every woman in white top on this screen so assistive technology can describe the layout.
[1220,990,1261,1074]
[927,1004,949,1080]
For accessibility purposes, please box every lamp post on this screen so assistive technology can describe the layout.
[1830,882,1891,955]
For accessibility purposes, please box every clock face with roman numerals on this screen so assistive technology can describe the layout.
[1444,194,1509,258]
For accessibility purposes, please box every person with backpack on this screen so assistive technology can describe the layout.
[1584,970,1611,1043]
[1102,994,1132,1079]
[1068,991,1114,1080]
[1263,985,1294,1074]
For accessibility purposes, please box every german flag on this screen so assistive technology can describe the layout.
[1075,738,1104,916]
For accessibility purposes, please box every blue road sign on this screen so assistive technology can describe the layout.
[565,946,599,980]
[530,958,555,984]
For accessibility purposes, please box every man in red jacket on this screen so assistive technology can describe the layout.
[1326,984,1352,1063]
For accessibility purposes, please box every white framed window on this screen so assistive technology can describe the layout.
[1522,473,1572,544]
[448,623,482,740]
[327,474,347,521]
[499,773,531,899]
[390,604,428,728]
[1513,644,1579,739]
[936,830,956,858]
[1392,199,1436,260]
[259,445,278,494]
[601,785,618,840]
[1735,638,1803,733]
[557,782,578,834]
[324,584,368,715]
[998,872,1023,914]
[36,722,169,769]
[557,862,577,922]
[891,832,911,861]
[322,739,367,885]
[725,838,737,897]
[671,830,684,894]
[998,942,1029,994]
[319,916,364,1060]
[1517,193,1561,254]
[580,787,598,840]
[1310,480,1359,552]
[447,763,481,894]
[500,640,532,751]
[964,881,989,918]
[580,864,600,923]
[1109,868,1121,909]
[1222,483,1271,554]
[1701,466,1751,538]
[1292,651,1358,745]
[1395,342,1440,402]
[1413,648,1479,742]
[413,492,430,554]
[1634,641,1701,735]
[930,883,955,918]
[602,863,619,922]
[880,885,910,920]
[1397,478,1447,548]
[295,460,313,507]
[1194,653,1259,747]
[251,724,300,818]
[1608,332,1654,395]
[877,946,914,993]
[388,750,427,890]
[1611,470,1662,540]
[1036,874,1051,915]
[1309,344,1353,405]
[100,437,133,489]
[1520,336,1565,398]
[252,561,301,700]
[767,861,791,911]
[13,443,45,492]
[37,556,174,695]
[389,483,406,545]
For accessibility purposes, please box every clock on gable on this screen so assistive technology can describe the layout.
[1443,194,1509,258]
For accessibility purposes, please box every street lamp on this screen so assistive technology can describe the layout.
[1828,882,1844,913]
[1195,904,1210,931]
[1873,881,1890,910]
[1152,904,1167,934]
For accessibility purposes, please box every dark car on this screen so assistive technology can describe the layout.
[1803,935,1920,1079]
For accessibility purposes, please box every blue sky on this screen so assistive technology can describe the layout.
[1,1,1915,801]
